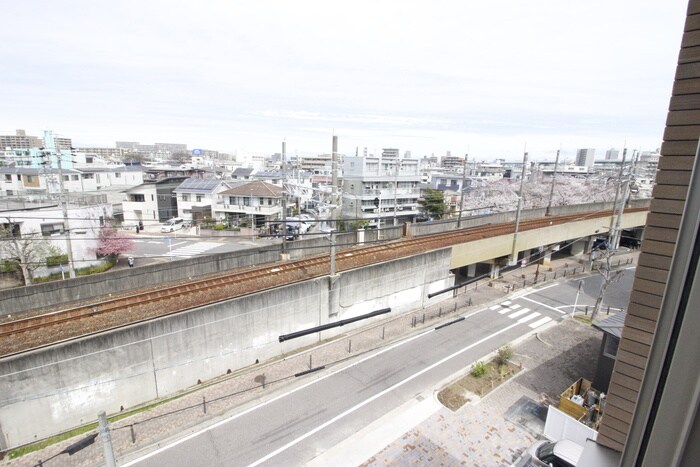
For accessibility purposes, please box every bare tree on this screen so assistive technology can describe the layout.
[0,220,60,286]
[590,248,625,322]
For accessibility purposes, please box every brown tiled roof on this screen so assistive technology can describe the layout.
[219,180,282,197]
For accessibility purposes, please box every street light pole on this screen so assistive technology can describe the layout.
[250,188,254,241]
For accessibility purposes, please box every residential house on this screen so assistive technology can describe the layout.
[122,177,188,228]
[173,178,231,224]
[214,181,282,228]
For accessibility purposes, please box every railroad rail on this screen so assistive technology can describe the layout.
[0,208,644,356]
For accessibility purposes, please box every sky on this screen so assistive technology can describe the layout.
[0,1,689,162]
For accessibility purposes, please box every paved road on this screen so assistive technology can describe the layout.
[125,286,570,467]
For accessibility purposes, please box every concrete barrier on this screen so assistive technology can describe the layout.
[0,248,454,449]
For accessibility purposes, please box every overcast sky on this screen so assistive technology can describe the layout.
[0,1,688,161]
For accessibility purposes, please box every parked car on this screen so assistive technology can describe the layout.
[522,439,583,467]
[160,218,187,233]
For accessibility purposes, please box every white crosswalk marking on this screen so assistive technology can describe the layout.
[508,308,531,319]
[518,312,541,324]
[167,242,221,258]
[489,305,502,311]
[509,303,521,310]
[529,316,553,328]
[502,300,512,306]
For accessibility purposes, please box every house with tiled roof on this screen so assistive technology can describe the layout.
[173,178,232,224]
[214,181,282,227]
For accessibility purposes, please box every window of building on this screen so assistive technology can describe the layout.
[63,175,69,182]
[4,175,11,182]
[40,223,64,237]
[25,175,34,183]
[131,194,145,202]
[86,156,93,163]
[603,335,620,358]
[115,172,121,178]
[182,194,189,202]
[82,173,94,179]
[151,194,154,201]
[72,175,79,181]
[196,195,202,202]
[16,175,21,181]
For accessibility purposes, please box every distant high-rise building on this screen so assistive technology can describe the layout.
[575,148,596,168]
[0,129,42,150]
[382,148,399,158]
[605,148,619,160]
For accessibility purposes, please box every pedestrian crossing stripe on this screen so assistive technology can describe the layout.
[502,300,512,306]
[167,242,221,257]
[518,312,541,323]
[508,308,531,319]
[490,305,502,311]
[500,303,522,314]
[529,316,553,328]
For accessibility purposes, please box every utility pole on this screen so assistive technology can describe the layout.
[457,152,468,228]
[608,148,628,250]
[510,148,529,265]
[331,135,339,231]
[392,157,399,226]
[55,150,76,278]
[545,148,561,217]
[281,140,287,255]
[97,411,116,467]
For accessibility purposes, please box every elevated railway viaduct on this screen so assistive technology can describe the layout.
[0,201,648,450]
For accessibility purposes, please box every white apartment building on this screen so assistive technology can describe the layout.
[173,178,231,223]
[0,202,113,278]
[341,155,422,227]
[122,177,187,228]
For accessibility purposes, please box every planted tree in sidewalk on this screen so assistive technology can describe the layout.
[590,249,625,322]
[93,222,134,262]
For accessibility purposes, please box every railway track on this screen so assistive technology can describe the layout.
[0,208,643,356]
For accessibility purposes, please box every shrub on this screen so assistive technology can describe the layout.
[470,361,487,378]
[214,224,226,231]
[495,345,514,368]
[46,254,69,267]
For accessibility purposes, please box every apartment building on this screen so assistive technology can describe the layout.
[341,154,422,227]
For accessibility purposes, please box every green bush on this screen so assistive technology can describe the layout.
[495,345,514,368]
[214,224,226,231]
[1,260,18,273]
[470,361,487,378]
[46,254,69,267]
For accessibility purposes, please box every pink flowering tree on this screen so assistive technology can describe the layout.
[93,224,134,261]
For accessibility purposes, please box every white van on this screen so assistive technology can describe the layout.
[161,218,186,233]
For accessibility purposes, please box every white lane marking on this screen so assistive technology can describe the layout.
[502,300,512,305]
[247,321,522,467]
[517,283,559,297]
[520,296,567,314]
[171,241,187,247]
[508,308,531,319]
[121,327,437,467]
[518,312,541,324]
[490,305,502,311]
[510,303,521,310]
[529,317,553,328]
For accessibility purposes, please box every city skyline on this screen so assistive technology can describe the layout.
[1,1,687,160]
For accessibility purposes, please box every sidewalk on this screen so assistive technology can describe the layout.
[2,250,636,466]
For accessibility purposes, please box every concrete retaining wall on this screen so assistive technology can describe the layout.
[0,249,453,449]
